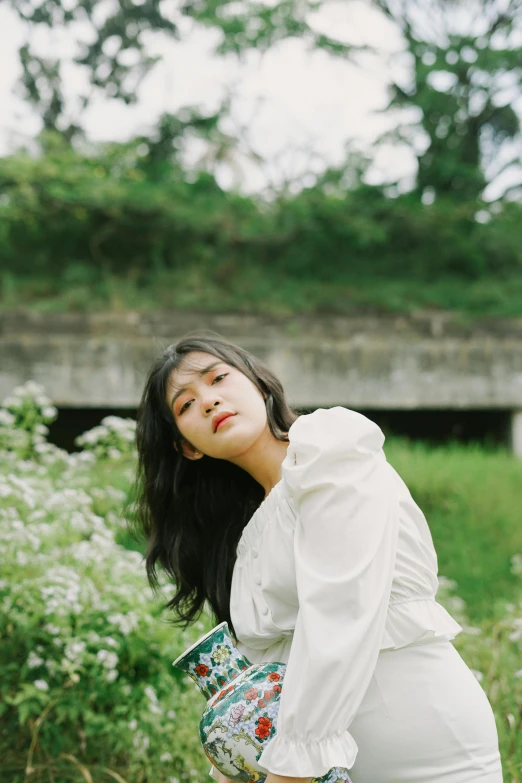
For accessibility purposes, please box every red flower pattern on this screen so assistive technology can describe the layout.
[214,683,235,703]
[255,716,273,740]
[245,687,258,701]
[267,672,280,682]
[257,699,267,708]
[272,684,282,693]
[195,664,209,677]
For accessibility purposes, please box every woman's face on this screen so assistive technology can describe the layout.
[166,351,269,461]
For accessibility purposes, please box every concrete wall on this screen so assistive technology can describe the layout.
[4,310,522,454]
[2,311,522,413]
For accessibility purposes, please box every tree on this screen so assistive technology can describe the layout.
[8,0,362,143]
[373,0,522,201]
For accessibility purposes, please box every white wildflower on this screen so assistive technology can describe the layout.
[437,576,458,591]
[27,652,45,668]
[160,752,173,762]
[509,618,522,642]
[132,733,150,751]
[64,641,86,661]
[102,636,119,648]
[34,679,49,691]
[463,625,482,636]
[107,612,139,635]
[96,649,119,669]
[24,381,46,396]
[0,409,15,426]
[511,554,522,576]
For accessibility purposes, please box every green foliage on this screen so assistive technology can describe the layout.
[6,0,522,204]
[373,0,522,200]
[0,390,212,783]
[8,0,358,140]
[10,0,176,138]
[1,382,58,460]
[1,137,522,318]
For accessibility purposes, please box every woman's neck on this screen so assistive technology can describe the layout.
[231,425,290,497]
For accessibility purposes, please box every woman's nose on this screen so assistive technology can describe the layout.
[203,397,221,414]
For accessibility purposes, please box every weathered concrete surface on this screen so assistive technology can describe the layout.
[510,411,522,459]
[2,310,522,409]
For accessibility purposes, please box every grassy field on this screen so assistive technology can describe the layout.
[384,438,522,624]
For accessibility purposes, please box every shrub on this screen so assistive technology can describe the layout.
[75,415,137,460]
[1,381,58,460]
[0,387,211,783]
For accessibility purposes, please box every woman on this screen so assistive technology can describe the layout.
[132,332,503,783]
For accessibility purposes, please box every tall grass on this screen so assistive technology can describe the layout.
[385,438,522,622]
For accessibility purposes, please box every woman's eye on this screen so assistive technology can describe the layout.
[178,374,228,414]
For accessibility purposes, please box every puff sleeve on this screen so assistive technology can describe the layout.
[257,406,400,778]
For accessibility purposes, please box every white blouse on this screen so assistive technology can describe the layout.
[209,406,462,779]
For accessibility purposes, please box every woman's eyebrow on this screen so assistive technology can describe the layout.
[169,361,224,411]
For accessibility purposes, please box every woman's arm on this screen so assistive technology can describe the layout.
[256,406,399,778]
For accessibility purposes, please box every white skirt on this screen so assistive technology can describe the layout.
[348,639,503,783]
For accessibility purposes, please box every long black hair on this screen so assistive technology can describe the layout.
[129,332,299,637]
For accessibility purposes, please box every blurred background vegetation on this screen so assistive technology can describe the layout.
[2,3,522,780]
[1,0,521,317]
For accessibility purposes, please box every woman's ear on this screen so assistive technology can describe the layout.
[173,440,204,460]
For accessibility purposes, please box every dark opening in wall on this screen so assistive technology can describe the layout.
[362,408,511,448]
[48,407,138,452]
[47,406,512,453]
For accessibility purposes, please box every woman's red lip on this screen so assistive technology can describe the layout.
[215,414,235,431]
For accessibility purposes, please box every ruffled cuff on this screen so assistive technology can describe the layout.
[208,764,220,780]
[257,731,359,778]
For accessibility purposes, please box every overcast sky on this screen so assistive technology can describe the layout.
[0,0,519,198]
